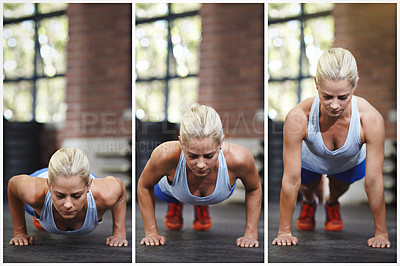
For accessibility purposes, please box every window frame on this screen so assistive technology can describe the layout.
[3,3,67,122]
[135,3,200,122]
[268,3,332,104]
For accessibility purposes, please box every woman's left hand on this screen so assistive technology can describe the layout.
[106,235,128,247]
[236,235,259,248]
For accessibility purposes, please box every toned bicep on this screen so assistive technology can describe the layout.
[364,112,385,181]
[237,150,261,192]
[282,111,306,184]
[282,133,302,180]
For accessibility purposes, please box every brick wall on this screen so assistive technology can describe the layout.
[58,3,132,144]
[198,4,264,139]
[333,3,396,139]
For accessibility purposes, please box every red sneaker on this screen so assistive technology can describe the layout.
[324,201,343,231]
[193,205,212,231]
[296,200,317,230]
[32,217,45,230]
[164,202,184,231]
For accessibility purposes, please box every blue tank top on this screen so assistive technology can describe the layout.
[33,190,101,235]
[301,96,366,174]
[29,168,101,235]
[157,150,235,205]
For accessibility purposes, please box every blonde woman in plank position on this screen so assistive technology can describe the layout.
[138,105,262,247]
[272,48,390,248]
[8,147,128,247]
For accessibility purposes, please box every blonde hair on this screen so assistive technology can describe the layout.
[180,105,224,146]
[316,47,358,88]
[48,147,91,186]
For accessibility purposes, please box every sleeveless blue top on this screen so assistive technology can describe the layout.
[301,96,366,174]
[157,150,236,205]
[34,190,101,235]
[29,168,101,235]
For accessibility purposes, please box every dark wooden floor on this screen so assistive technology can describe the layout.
[3,202,132,263]
[268,201,397,263]
[136,201,264,263]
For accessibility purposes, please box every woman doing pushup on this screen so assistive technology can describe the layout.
[272,47,390,248]
[8,147,128,247]
[137,105,262,248]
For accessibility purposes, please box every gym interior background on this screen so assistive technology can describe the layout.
[2,1,396,263]
[135,3,264,203]
[3,3,132,263]
[3,3,133,200]
[268,3,397,206]
[135,3,264,263]
[3,2,264,263]
[268,3,396,263]
[3,3,264,204]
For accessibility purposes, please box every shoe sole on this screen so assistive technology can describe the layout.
[164,218,183,231]
[193,222,212,231]
[325,223,343,231]
[296,220,315,230]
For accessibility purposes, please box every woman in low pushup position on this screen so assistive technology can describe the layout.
[8,147,128,247]
[272,47,390,248]
[137,105,262,248]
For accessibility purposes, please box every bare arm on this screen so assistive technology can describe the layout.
[137,159,159,238]
[272,108,307,246]
[102,176,128,247]
[234,146,262,248]
[7,175,46,246]
[137,141,180,246]
[362,107,390,248]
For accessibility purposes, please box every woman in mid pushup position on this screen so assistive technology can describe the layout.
[272,47,390,248]
[8,147,128,247]
[137,105,262,248]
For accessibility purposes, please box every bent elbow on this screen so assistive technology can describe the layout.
[7,175,20,194]
[282,173,301,189]
[136,179,152,198]
[364,175,382,192]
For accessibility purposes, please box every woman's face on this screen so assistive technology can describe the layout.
[317,79,355,118]
[182,137,221,177]
[48,175,90,220]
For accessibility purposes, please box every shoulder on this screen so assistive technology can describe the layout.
[283,97,313,139]
[138,141,181,187]
[8,175,48,207]
[355,96,384,129]
[222,142,255,174]
[149,141,181,169]
[91,176,125,208]
[355,96,384,141]
[355,96,383,122]
[287,97,313,121]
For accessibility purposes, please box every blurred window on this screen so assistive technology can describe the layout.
[135,3,201,122]
[268,3,334,121]
[3,3,68,123]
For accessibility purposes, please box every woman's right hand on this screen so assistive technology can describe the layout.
[9,233,35,246]
[140,233,166,246]
[272,233,298,246]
